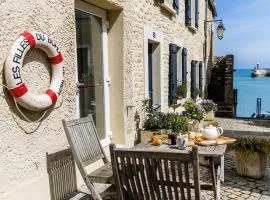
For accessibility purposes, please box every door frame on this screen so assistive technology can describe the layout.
[75,0,111,147]
[144,26,164,112]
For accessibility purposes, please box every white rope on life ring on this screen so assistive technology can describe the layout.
[4,31,64,111]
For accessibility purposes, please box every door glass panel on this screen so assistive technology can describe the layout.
[75,9,105,139]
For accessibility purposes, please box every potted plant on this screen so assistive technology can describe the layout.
[183,99,204,131]
[229,137,270,179]
[195,88,202,98]
[177,84,187,99]
[199,99,217,121]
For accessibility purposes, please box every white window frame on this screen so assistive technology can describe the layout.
[159,0,176,15]
[75,0,111,147]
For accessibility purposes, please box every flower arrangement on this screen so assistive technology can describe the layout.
[176,84,187,99]
[183,99,204,121]
[199,99,217,112]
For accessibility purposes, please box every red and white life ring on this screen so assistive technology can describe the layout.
[4,31,64,111]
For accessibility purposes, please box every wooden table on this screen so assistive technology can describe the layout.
[133,142,227,200]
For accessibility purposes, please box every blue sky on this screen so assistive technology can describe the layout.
[215,0,270,69]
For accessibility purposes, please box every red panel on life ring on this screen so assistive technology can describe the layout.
[45,89,58,104]
[9,83,28,97]
[50,53,63,65]
[21,32,36,48]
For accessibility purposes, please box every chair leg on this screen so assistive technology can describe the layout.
[84,177,103,200]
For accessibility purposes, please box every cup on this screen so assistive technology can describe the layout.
[177,135,188,150]
[168,133,177,145]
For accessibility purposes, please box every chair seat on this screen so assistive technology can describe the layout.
[88,162,114,184]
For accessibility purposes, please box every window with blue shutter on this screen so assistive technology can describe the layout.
[182,48,187,85]
[185,0,191,26]
[169,44,178,104]
[173,0,179,14]
[199,61,203,97]
[191,60,197,99]
[195,0,199,28]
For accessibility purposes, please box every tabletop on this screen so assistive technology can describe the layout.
[133,142,227,157]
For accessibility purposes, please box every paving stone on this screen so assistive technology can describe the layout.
[241,193,250,198]
[228,194,238,198]
[260,195,270,200]
[251,192,262,197]
[242,190,251,194]
[262,191,270,195]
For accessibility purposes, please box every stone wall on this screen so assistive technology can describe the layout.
[112,0,216,143]
[208,55,234,117]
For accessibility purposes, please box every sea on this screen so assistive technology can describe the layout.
[234,69,270,117]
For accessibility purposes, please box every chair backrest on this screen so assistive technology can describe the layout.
[62,115,109,177]
[110,144,201,200]
[46,148,77,200]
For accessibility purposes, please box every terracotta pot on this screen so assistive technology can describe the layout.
[204,110,214,121]
[235,150,267,179]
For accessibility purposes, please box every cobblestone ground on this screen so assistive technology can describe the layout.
[201,152,270,200]
[76,152,270,200]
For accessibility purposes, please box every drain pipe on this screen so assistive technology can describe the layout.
[204,0,208,97]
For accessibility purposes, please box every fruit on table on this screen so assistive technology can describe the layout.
[152,139,162,146]
[162,135,168,141]
[151,135,159,142]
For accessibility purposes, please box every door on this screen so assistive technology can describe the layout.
[75,1,110,145]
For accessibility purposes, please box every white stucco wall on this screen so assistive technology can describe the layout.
[0,0,76,199]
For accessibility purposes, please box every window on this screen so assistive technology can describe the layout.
[199,61,203,96]
[191,60,197,99]
[169,45,187,104]
[191,60,203,99]
[159,0,179,15]
[148,41,161,109]
[185,0,199,29]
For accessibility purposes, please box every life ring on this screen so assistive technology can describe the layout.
[4,31,64,111]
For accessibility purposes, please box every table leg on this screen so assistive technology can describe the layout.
[209,158,217,200]
[220,155,224,183]
[217,166,221,200]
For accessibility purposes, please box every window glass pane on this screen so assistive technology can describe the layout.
[191,0,196,26]
[75,9,105,139]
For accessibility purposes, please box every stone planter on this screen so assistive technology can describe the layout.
[204,110,214,121]
[235,150,267,179]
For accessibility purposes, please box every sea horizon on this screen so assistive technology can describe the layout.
[233,68,270,117]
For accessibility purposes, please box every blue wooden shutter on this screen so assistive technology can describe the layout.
[169,44,178,104]
[199,61,203,97]
[185,0,191,26]
[195,0,199,28]
[173,0,179,14]
[191,60,197,99]
[182,48,187,84]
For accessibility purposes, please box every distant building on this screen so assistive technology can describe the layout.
[0,0,217,199]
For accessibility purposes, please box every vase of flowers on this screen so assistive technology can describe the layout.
[199,99,217,121]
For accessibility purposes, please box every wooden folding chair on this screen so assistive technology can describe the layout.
[110,144,201,200]
[62,115,115,200]
[46,148,90,200]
